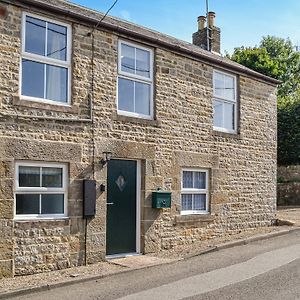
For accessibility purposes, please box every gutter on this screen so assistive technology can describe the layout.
[5,0,280,86]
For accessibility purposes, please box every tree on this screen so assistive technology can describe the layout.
[228,36,300,165]
[229,36,300,98]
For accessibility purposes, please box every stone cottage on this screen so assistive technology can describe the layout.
[0,0,279,277]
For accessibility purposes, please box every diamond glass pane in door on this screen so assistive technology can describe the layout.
[115,174,126,192]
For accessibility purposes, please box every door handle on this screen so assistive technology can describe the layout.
[107,202,114,205]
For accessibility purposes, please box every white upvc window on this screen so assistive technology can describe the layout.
[181,169,209,215]
[117,40,154,119]
[213,70,237,133]
[15,162,68,219]
[20,12,72,105]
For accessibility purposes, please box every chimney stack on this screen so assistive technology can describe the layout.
[192,11,221,54]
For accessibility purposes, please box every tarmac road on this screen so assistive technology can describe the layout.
[11,230,300,300]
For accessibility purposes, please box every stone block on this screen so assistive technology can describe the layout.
[145,176,164,190]
[69,180,83,201]
[0,138,83,162]
[0,160,14,178]
[0,199,13,218]
[0,179,13,200]
[0,260,13,278]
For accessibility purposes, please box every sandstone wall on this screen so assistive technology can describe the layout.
[0,1,277,277]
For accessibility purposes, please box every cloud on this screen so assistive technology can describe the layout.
[119,10,133,22]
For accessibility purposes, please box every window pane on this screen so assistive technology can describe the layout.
[224,75,235,100]
[19,166,40,187]
[183,171,193,188]
[194,194,206,210]
[194,172,206,189]
[213,100,223,128]
[16,194,40,214]
[135,82,150,115]
[22,59,45,98]
[42,167,63,187]
[121,44,135,74]
[224,103,235,131]
[41,194,64,214]
[25,16,46,56]
[136,48,150,78]
[46,65,68,102]
[181,194,192,211]
[47,22,67,61]
[118,77,134,112]
[214,72,224,97]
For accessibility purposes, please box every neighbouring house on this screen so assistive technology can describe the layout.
[0,0,279,278]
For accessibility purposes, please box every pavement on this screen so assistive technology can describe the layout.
[1,207,300,299]
[276,207,300,226]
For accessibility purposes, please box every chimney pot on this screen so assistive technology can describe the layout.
[197,16,206,30]
[207,11,216,28]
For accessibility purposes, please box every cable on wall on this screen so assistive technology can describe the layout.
[84,0,119,266]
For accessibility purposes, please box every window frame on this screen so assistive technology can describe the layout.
[20,12,72,106]
[117,39,154,119]
[181,168,209,215]
[14,161,68,220]
[213,70,237,134]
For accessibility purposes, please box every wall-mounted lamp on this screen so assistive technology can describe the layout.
[100,151,112,166]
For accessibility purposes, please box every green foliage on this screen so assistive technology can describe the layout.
[228,36,300,165]
[278,100,300,165]
[230,46,282,79]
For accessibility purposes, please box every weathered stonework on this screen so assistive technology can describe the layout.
[278,165,300,206]
[0,0,277,277]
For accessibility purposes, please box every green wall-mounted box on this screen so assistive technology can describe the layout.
[152,191,171,208]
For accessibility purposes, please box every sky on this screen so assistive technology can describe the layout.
[71,0,300,54]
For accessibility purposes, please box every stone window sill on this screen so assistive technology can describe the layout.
[14,218,70,226]
[174,214,215,226]
[112,113,162,127]
[212,130,242,139]
[13,96,79,114]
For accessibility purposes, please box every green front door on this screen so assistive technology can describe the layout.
[106,159,137,255]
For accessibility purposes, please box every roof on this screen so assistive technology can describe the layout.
[10,0,280,86]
